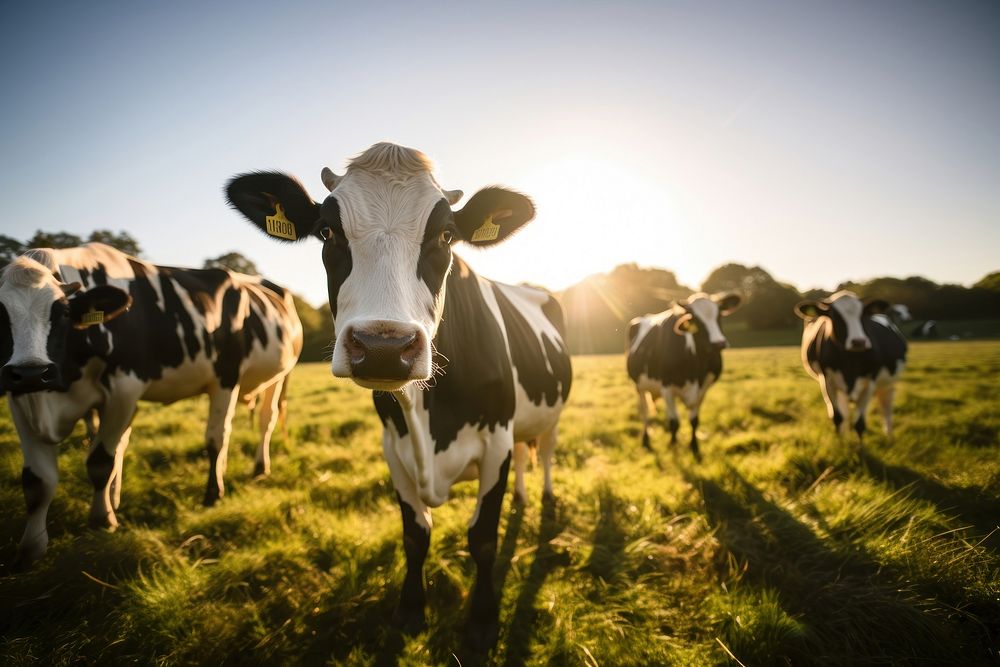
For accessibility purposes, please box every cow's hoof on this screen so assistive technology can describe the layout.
[252,462,269,479]
[689,441,701,462]
[641,432,652,450]
[203,492,220,507]
[465,618,499,653]
[512,490,527,506]
[392,605,426,635]
[11,544,44,573]
[88,511,119,531]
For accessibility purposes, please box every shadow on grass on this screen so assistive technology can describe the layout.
[682,463,990,664]
[859,450,1000,550]
[585,487,626,582]
[501,493,569,667]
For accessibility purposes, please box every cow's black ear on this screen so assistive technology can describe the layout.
[453,187,535,247]
[70,286,132,329]
[794,300,827,320]
[863,298,890,316]
[714,292,743,316]
[226,171,322,243]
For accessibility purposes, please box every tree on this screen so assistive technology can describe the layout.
[0,235,24,269]
[26,230,83,249]
[87,229,142,256]
[701,263,801,330]
[204,252,259,275]
[974,271,1000,292]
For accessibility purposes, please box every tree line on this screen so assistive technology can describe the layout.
[3,231,998,357]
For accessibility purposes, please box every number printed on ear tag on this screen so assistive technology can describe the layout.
[266,203,297,240]
[81,309,105,326]
[470,216,500,243]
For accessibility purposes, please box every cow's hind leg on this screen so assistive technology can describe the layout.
[253,377,284,478]
[466,443,512,652]
[204,385,239,506]
[13,435,58,570]
[512,441,530,505]
[853,381,877,442]
[87,399,137,530]
[539,425,558,500]
[637,388,654,450]
[662,388,680,445]
[876,383,897,439]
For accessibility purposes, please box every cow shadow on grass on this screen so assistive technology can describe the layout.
[858,450,1000,551]
[500,493,570,667]
[681,464,992,664]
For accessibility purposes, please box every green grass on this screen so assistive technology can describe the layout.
[1,342,998,665]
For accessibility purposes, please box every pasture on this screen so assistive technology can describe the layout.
[1,342,998,665]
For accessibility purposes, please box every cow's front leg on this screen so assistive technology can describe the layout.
[204,385,239,506]
[662,388,680,444]
[394,491,431,634]
[466,444,512,652]
[853,381,876,442]
[820,374,849,438]
[87,399,138,530]
[12,433,59,571]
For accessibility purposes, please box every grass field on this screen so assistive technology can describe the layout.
[1,342,998,665]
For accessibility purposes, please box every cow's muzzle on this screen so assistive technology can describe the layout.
[1,363,62,393]
[344,326,424,384]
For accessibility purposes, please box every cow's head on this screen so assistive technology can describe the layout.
[794,290,888,351]
[672,292,742,351]
[0,255,131,394]
[225,142,534,391]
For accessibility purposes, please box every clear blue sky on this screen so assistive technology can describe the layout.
[2,1,998,305]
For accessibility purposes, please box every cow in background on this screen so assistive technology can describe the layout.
[627,292,742,457]
[0,243,302,569]
[225,142,571,650]
[794,291,906,440]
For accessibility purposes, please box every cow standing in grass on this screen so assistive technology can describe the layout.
[225,142,571,650]
[0,243,302,569]
[794,291,906,439]
[627,293,742,457]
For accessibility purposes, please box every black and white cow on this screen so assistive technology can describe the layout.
[0,243,302,568]
[626,292,742,457]
[794,290,907,439]
[225,142,571,649]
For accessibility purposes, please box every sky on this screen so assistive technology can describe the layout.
[2,0,998,306]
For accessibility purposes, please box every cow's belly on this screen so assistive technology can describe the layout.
[238,343,292,399]
[512,382,564,442]
[636,374,708,408]
[142,361,216,403]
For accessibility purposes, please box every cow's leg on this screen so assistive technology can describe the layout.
[637,389,653,450]
[84,409,100,444]
[467,443,513,652]
[87,398,137,530]
[820,374,848,437]
[539,425,558,500]
[853,380,876,442]
[253,378,284,478]
[876,383,897,439]
[688,386,709,460]
[14,435,59,570]
[204,385,239,507]
[109,426,132,511]
[512,441,530,505]
[662,388,680,445]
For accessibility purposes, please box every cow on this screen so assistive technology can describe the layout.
[626,292,742,457]
[225,142,572,650]
[794,290,906,440]
[0,243,302,569]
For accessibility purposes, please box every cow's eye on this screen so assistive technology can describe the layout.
[440,230,454,246]
[318,226,333,241]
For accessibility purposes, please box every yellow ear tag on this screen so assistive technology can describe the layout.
[687,322,700,334]
[80,309,105,327]
[470,215,500,243]
[265,203,297,240]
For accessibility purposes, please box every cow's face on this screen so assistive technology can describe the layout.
[673,292,742,351]
[0,257,131,394]
[794,291,888,352]
[226,143,534,392]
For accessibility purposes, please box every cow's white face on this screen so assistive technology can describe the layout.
[673,292,742,351]
[794,290,888,352]
[324,169,453,390]
[0,256,130,393]
[226,142,536,392]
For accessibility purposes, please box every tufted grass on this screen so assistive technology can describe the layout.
[0,341,998,665]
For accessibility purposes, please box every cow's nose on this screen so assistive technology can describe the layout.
[345,328,422,381]
[1,364,61,393]
[848,338,870,351]
[712,340,729,351]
